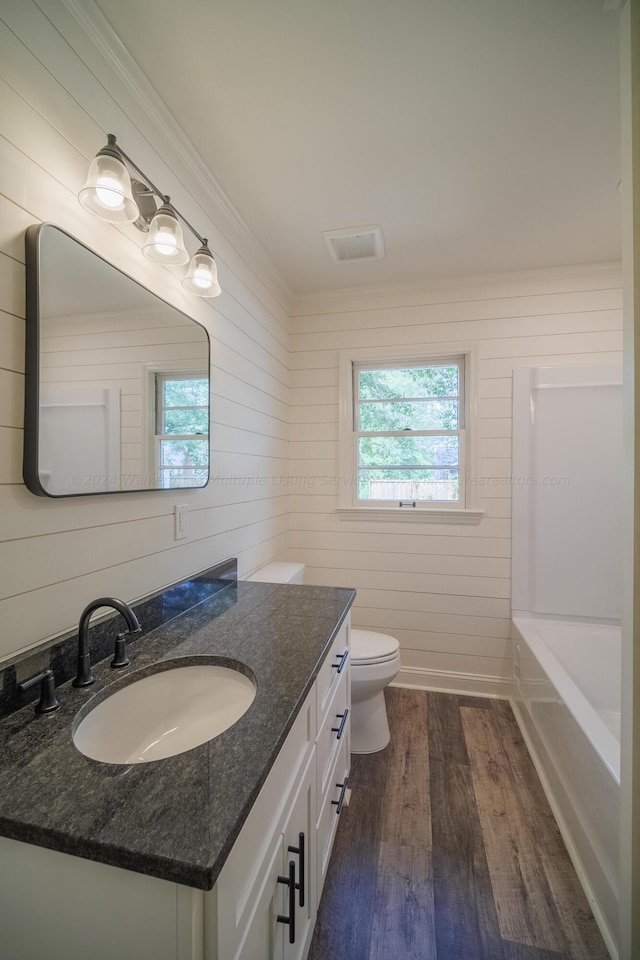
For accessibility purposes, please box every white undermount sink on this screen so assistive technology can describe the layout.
[73,663,257,764]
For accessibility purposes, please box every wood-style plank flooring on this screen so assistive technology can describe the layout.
[308,689,609,960]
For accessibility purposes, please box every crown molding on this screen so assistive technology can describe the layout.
[290,260,623,317]
[59,0,294,312]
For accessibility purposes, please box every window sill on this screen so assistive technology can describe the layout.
[335,507,485,524]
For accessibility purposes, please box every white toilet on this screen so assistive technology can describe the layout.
[349,628,401,754]
[247,562,401,755]
[247,561,305,585]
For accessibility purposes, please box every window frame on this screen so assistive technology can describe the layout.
[143,360,210,490]
[337,343,483,523]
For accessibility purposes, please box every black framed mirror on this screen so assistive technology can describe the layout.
[23,224,210,497]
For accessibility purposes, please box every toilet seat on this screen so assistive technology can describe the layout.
[351,629,400,667]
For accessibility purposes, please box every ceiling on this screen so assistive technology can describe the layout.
[94,0,621,297]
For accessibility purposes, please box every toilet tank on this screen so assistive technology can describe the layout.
[247,562,305,584]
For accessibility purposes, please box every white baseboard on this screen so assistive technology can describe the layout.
[390,665,511,699]
[509,696,618,960]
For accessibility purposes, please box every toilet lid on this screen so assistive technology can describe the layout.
[351,629,400,665]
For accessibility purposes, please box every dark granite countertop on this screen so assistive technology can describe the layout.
[0,581,355,890]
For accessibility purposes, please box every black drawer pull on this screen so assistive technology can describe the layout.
[331,708,349,740]
[331,651,348,674]
[277,860,296,944]
[331,777,349,815]
[288,831,305,907]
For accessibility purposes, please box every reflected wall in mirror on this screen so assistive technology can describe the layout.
[24,224,210,497]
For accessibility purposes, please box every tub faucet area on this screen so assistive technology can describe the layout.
[73,597,141,688]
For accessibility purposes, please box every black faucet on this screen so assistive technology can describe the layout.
[72,597,141,688]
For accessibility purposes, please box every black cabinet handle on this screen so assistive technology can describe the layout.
[331,708,349,740]
[331,651,348,674]
[331,777,349,815]
[277,860,296,944]
[288,831,305,907]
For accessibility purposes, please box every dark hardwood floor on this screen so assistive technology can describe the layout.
[308,688,609,960]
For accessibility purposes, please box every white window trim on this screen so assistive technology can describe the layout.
[142,360,210,488]
[337,343,484,523]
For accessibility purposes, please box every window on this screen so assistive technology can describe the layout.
[356,358,464,503]
[338,346,482,521]
[154,373,209,488]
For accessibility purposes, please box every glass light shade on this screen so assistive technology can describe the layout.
[142,204,189,265]
[182,244,222,297]
[78,153,138,223]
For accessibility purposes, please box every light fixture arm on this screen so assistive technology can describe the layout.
[79,132,220,297]
[170,206,206,247]
[108,134,206,246]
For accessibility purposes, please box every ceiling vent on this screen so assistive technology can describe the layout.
[322,225,385,263]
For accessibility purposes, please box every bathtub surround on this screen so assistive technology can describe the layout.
[510,362,622,955]
[0,557,236,722]
[512,363,623,621]
[512,617,619,956]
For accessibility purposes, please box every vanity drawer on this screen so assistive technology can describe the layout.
[316,732,350,898]
[315,616,350,728]
[316,665,350,802]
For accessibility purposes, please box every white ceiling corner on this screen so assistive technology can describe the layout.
[77,0,621,302]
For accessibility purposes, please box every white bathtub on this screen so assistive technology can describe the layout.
[511,615,620,957]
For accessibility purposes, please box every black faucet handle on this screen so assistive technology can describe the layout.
[18,668,60,714]
[111,632,130,669]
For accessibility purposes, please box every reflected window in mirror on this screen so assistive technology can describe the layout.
[154,372,209,489]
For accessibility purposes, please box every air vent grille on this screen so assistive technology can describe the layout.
[322,225,385,263]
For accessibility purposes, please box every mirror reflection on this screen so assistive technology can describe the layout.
[24,224,210,496]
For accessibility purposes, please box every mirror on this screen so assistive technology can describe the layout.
[24,224,210,497]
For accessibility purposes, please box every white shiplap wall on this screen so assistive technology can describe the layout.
[0,1,625,695]
[287,271,623,695]
[0,3,291,660]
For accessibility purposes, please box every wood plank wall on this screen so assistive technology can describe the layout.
[287,274,623,694]
[0,3,292,660]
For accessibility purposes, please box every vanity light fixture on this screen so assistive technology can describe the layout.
[182,242,221,296]
[142,201,189,265]
[78,134,222,298]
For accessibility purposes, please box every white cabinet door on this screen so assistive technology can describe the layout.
[233,834,285,960]
[281,751,317,960]
[211,688,315,960]
[232,752,316,960]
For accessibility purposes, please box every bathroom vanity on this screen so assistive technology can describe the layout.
[0,575,354,960]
